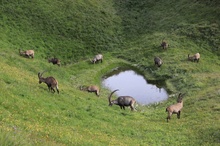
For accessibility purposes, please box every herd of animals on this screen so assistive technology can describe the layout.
[18,40,200,122]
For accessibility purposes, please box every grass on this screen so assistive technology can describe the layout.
[0,0,220,145]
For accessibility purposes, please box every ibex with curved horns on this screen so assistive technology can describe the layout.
[38,71,59,94]
[108,89,136,111]
[166,93,185,122]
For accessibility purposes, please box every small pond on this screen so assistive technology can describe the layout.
[102,68,169,105]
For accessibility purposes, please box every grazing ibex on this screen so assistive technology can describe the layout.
[80,85,100,96]
[19,49,34,58]
[154,57,163,67]
[108,89,136,111]
[188,53,200,63]
[38,71,59,94]
[166,93,185,122]
[48,58,61,66]
[91,54,103,64]
[161,40,169,49]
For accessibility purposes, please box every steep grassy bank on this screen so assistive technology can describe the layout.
[0,0,123,63]
[114,0,220,49]
[0,0,220,145]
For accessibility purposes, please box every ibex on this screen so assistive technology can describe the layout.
[91,54,103,64]
[38,71,59,94]
[154,57,163,67]
[48,58,61,66]
[108,89,136,111]
[188,53,200,63]
[19,49,34,58]
[166,93,185,122]
[80,85,100,96]
[161,40,169,49]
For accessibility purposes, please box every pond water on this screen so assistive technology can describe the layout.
[102,69,169,105]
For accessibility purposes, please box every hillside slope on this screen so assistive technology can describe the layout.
[0,0,220,145]
[0,0,123,63]
[115,0,220,48]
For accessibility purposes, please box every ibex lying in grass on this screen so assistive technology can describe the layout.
[80,85,100,96]
[161,40,169,49]
[19,49,34,58]
[48,58,61,66]
[91,54,103,64]
[166,93,185,122]
[188,53,200,63]
[38,71,59,94]
[108,89,136,111]
[154,57,163,67]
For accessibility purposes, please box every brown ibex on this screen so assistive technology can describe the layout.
[108,89,136,111]
[38,71,59,94]
[166,93,185,122]
[188,53,200,63]
[154,57,163,67]
[48,58,61,66]
[161,40,169,49]
[80,85,100,96]
[91,54,103,64]
[19,49,34,58]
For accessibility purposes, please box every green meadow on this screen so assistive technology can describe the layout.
[0,0,220,145]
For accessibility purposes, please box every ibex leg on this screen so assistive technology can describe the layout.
[177,111,181,119]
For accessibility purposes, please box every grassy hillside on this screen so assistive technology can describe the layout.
[115,0,220,55]
[0,0,123,63]
[0,0,220,145]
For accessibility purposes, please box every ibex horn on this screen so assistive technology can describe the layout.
[40,70,47,77]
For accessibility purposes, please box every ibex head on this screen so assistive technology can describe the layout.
[177,93,185,103]
[38,71,47,84]
[108,89,119,106]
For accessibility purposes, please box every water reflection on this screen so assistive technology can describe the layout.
[102,69,168,105]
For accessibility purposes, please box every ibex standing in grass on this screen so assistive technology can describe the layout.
[108,89,136,111]
[48,58,61,66]
[38,71,59,94]
[188,53,200,63]
[161,40,169,49]
[19,49,34,58]
[154,57,163,67]
[91,54,103,64]
[80,85,100,97]
[166,93,185,122]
